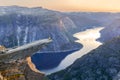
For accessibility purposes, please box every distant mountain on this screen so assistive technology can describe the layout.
[66,13,101,31]
[65,12,120,32]
[0,6,82,52]
[99,19,120,42]
[48,37,120,80]
[1,6,120,52]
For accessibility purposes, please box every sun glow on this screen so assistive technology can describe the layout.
[0,0,120,12]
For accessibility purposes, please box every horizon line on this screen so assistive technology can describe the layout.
[0,5,120,13]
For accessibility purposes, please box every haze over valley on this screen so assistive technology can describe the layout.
[0,6,120,80]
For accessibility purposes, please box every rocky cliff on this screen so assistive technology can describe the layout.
[48,37,120,80]
[0,59,45,80]
[0,39,51,80]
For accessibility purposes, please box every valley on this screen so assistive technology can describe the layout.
[40,27,104,75]
[0,6,120,80]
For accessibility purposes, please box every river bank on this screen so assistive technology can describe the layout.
[41,27,104,75]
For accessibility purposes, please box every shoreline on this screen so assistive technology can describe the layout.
[42,27,104,75]
[32,49,80,70]
[26,57,44,74]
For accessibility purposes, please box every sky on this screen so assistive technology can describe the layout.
[0,0,120,12]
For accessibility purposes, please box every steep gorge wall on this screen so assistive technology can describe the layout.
[0,6,82,52]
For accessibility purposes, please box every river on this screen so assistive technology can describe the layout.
[41,27,104,75]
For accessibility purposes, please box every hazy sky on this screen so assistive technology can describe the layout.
[0,0,120,12]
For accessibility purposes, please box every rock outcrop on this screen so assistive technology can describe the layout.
[0,59,45,80]
[0,39,52,80]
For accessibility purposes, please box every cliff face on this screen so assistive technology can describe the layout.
[48,37,120,80]
[0,59,45,80]
[0,6,82,52]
